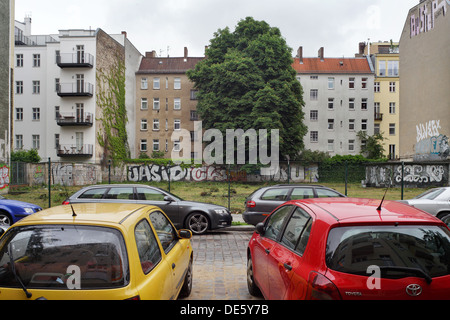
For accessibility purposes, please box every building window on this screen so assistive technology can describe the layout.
[327,140,334,152]
[362,77,368,89]
[153,78,160,90]
[32,81,40,94]
[33,54,41,67]
[15,135,23,150]
[349,119,355,131]
[140,119,148,131]
[174,77,181,90]
[361,119,368,131]
[310,89,318,100]
[153,98,160,110]
[153,119,160,131]
[55,134,60,150]
[328,77,335,90]
[389,82,396,92]
[310,131,318,143]
[55,106,60,119]
[310,76,318,80]
[328,98,334,110]
[389,123,396,135]
[190,110,198,121]
[190,90,198,100]
[16,108,23,121]
[349,98,355,110]
[140,139,147,152]
[310,110,318,121]
[361,98,368,110]
[16,81,23,94]
[16,54,23,67]
[374,123,380,135]
[389,144,396,159]
[174,119,181,130]
[388,61,399,76]
[327,119,334,130]
[349,77,355,89]
[55,78,60,92]
[141,98,148,110]
[174,98,181,110]
[141,78,148,90]
[379,61,386,76]
[348,139,355,152]
[32,135,40,150]
[389,102,396,114]
[374,82,380,92]
[173,140,180,151]
[153,139,159,151]
[32,108,40,121]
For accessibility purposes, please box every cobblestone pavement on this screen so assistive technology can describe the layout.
[181,229,263,300]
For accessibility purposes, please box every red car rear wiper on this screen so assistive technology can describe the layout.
[379,266,432,284]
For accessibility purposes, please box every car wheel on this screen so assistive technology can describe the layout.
[179,258,193,298]
[0,212,11,226]
[247,255,262,297]
[438,212,450,227]
[186,212,209,235]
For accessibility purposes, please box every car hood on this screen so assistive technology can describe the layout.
[0,199,42,209]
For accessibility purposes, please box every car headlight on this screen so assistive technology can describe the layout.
[24,208,35,214]
[214,209,227,214]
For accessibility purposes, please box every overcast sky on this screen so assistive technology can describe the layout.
[14,0,418,58]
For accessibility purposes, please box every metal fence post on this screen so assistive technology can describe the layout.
[48,158,51,208]
[345,161,348,196]
[401,161,404,200]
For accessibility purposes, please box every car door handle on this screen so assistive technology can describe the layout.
[172,263,176,269]
[283,262,292,271]
[265,248,271,254]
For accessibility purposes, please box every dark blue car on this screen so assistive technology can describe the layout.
[0,195,42,226]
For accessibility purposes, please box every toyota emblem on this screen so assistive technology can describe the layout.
[406,284,422,297]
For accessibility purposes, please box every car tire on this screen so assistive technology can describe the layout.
[186,212,209,235]
[179,258,193,298]
[247,255,262,297]
[0,211,11,226]
[438,212,450,227]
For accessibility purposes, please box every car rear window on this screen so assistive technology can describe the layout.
[326,225,450,279]
[0,225,129,289]
[260,188,290,201]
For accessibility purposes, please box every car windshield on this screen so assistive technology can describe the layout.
[414,188,445,200]
[326,225,450,279]
[0,225,129,289]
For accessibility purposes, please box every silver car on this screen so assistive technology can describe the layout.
[63,184,232,234]
[399,187,450,226]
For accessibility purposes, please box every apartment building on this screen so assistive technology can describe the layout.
[13,17,141,163]
[135,48,203,159]
[359,41,400,159]
[399,0,450,161]
[292,47,375,156]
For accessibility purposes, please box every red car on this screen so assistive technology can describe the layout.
[247,197,450,300]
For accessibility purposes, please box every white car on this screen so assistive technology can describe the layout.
[399,187,450,226]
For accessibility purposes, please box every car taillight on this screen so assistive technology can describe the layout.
[246,200,256,208]
[62,200,70,205]
[125,295,140,300]
[307,271,341,300]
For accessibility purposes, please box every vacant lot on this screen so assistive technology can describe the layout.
[5,181,426,213]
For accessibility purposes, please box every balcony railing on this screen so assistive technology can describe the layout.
[57,53,94,68]
[374,112,383,121]
[56,113,93,127]
[57,144,93,158]
[57,82,94,97]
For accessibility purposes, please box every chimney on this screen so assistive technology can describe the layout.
[145,51,156,58]
[184,47,188,59]
[121,31,127,38]
[359,42,366,55]
[297,46,303,64]
[318,47,324,61]
[24,15,32,37]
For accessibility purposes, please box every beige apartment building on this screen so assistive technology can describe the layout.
[135,48,203,159]
[399,0,450,161]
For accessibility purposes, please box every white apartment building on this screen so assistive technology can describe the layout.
[292,47,375,156]
[13,17,141,163]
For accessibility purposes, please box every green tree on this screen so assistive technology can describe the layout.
[187,17,307,162]
[11,149,41,163]
[357,131,386,159]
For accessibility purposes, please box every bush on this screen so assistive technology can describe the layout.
[11,149,41,163]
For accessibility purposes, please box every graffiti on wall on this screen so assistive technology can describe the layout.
[415,120,449,161]
[365,163,448,187]
[127,164,318,183]
[0,165,9,190]
[410,0,447,38]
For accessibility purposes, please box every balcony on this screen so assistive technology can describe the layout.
[57,144,93,158]
[57,82,94,97]
[56,113,93,127]
[374,112,383,121]
[57,53,94,68]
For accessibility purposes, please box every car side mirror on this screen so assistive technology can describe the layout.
[178,229,192,239]
[255,222,265,235]
[164,195,174,202]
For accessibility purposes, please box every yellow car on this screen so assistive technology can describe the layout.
[0,203,193,300]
